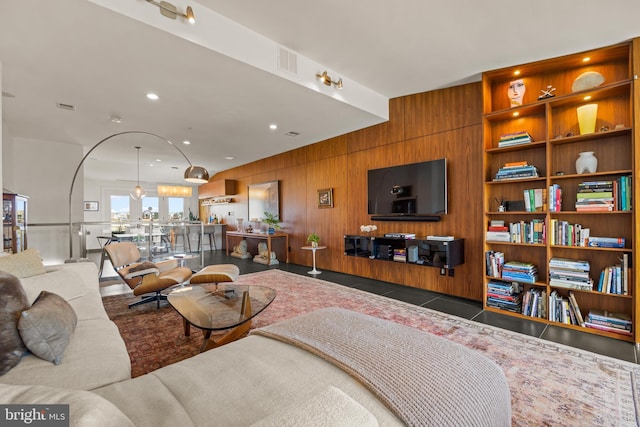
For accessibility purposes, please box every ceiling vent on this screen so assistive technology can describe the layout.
[284,131,300,137]
[278,46,298,75]
[56,102,76,111]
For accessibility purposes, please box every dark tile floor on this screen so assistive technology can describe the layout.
[98,249,639,364]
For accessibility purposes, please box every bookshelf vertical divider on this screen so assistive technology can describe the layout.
[482,40,638,343]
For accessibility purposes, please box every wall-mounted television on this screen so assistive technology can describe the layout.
[367,158,447,221]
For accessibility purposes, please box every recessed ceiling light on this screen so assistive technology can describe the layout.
[513,70,521,76]
[584,95,592,101]
[155,159,162,162]
[269,123,278,130]
[182,140,191,145]
[110,115,122,124]
[225,156,236,160]
[583,57,591,62]
[146,93,159,100]
[512,112,519,117]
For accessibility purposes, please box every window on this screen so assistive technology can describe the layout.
[141,197,159,220]
[110,195,130,232]
[168,198,185,221]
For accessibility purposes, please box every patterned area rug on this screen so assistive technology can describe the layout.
[103,269,640,426]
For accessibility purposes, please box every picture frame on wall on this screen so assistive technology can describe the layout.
[84,201,99,211]
[317,188,333,208]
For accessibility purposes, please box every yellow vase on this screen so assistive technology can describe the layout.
[576,104,598,135]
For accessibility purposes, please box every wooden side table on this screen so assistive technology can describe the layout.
[301,245,327,275]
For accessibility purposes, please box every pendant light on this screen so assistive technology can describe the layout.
[130,146,146,200]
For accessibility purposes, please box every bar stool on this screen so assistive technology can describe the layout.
[197,229,216,251]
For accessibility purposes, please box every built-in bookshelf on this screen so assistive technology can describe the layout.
[482,40,639,343]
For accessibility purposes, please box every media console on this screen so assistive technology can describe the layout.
[344,235,464,271]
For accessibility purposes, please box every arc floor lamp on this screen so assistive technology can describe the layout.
[67,130,209,260]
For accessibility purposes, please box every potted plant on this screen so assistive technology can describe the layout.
[262,211,282,234]
[307,233,320,248]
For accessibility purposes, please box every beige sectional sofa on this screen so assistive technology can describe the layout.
[1,262,131,390]
[1,257,511,426]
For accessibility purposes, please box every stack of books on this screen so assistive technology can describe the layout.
[596,253,630,295]
[585,310,632,336]
[486,220,510,242]
[484,250,504,277]
[521,288,546,318]
[501,261,538,283]
[486,280,522,313]
[493,161,539,181]
[497,131,533,147]
[549,258,592,291]
[575,181,614,212]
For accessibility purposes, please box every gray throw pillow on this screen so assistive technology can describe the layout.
[0,271,30,375]
[18,291,78,365]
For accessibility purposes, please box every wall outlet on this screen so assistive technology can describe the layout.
[228,211,234,216]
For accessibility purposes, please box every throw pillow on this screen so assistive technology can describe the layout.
[0,248,46,278]
[128,261,157,273]
[0,271,30,375]
[18,291,78,365]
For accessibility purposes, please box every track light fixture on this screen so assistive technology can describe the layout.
[316,71,343,89]
[146,0,195,23]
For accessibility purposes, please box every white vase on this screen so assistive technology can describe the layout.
[575,151,598,174]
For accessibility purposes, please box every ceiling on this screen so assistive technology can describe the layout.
[1,0,639,186]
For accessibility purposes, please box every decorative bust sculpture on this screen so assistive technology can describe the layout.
[230,239,251,259]
[253,242,278,265]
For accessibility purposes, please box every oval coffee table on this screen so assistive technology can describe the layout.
[167,283,276,352]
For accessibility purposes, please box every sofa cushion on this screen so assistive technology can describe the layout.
[1,383,135,427]
[0,271,30,375]
[18,291,78,365]
[0,248,46,278]
[251,385,378,427]
[1,318,131,390]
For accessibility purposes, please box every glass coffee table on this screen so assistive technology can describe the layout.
[167,283,276,352]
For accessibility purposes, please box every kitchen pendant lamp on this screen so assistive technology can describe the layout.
[130,146,146,200]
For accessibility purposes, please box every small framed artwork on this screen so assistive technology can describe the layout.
[317,188,333,208]
[84,201,99,211]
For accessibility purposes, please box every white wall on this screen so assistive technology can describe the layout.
[2,136,83,264]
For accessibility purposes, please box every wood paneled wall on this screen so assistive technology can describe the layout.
[211,82,484,300]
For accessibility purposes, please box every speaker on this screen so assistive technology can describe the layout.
[407,245,418,263]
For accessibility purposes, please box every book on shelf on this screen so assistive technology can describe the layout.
[584,310,632,335]
[549,278,593,291]
[567,291,585,327]
[489,220,505,227]
[586,236,625,248]
[521,288,546,318]
[497,131,533,147]
[488,225,508,232]
[522,188,546,212]
[549,219,589,247]
[486,231,510,242]
[493,164,539,181]
[486,280,523,313]
[596,253,630,294]
[501,261,538,283]
[548,184,562,212]
[508,219,545,244]
[549,257,590,271]
[485,251,504,277]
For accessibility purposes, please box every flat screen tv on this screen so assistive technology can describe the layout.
[367,158,447,221]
